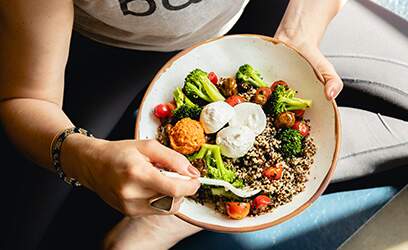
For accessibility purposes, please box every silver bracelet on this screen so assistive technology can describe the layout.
[50,127,93,187]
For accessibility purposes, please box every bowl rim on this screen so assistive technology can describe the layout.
[134,34,341,233]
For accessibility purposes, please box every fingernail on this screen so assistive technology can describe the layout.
[329,89,336,100]
[187,165,201,177]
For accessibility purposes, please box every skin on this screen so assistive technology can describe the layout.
[0,0,200,217]
[0,0,347,249]
[275,0,348,100]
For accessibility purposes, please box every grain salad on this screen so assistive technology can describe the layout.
[153,65,316,219]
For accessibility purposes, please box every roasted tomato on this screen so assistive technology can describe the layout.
[274,111,296,128]
[271,80,289,91]
[256,87,272,99]
[293,109,305,118]
[292,121,310,137]
[263,162,285,180]
[251,94,268,105]
[225,202,251,220]
[252,87,272,105]
[225,95,245,107]
[208,71,218,85]
[154,103,173,119]
[253,195,271,209]
[219,77,238,97]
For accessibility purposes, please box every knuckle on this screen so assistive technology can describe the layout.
[117,185,133,201]
[175,153,188,163]
[186,181,200,196]
[123,164,139,180]
[144,139,159,149]
[168,185,181,197]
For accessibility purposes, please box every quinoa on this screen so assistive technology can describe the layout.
[188,114,317,216]
[217,116,317,216]
[157,86,317,217]
[238,83,256,101]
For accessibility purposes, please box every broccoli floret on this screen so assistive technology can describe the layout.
[236,64,268,88]
[277,128,304,158]
[266,85,312,116]
[171,87,202,121]
[183,69,225,103]
[190,144,242,187]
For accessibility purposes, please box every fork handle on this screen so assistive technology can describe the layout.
[159,169,192,180]
[160,170,225,187]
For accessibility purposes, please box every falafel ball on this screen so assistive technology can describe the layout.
[169,118,206,155]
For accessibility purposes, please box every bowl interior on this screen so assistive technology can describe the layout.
[136,35,340,232]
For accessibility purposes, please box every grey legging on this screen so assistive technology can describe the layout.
[322,0,408,182]
[1,0,407,249]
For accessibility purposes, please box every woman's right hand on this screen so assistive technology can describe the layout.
[61,136,201,216]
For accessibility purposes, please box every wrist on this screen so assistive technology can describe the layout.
[60,133,104,188]
[275,29,313,51]
[275,28,318,59]
[275,0,346,49]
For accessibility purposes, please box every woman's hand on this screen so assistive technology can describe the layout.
[275,36,343,100]
[275,0,347,100]
[61,136,201,216]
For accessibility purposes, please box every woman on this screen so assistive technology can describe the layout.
[1,0,407,249]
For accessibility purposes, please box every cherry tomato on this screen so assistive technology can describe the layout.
[153,103,172,119]
[255,87,272,99]
[293,109,305,118]
[208,71,218,85]
[292,121,310,137]
[263,162,284,180]
[225,202,250,220]
[253,195,271,209]
[271,80,289,91]
[225,95,245,107]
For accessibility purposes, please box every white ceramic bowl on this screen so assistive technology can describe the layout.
[135,34,341,232]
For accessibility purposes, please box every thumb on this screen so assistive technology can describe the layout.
[304,47,344,100]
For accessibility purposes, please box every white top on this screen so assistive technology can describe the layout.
[74,0,249,51]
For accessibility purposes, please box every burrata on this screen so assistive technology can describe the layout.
[216,126,256,158]
[200,101,235,134]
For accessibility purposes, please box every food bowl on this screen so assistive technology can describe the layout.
[135,34,341,232]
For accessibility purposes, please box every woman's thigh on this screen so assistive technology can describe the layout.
[321,1,408,181]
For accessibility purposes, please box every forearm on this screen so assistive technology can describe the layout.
[276,0,348,46]
[0,0,89,175]
[0,98,91,173]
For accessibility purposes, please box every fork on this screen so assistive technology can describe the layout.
[160,170,261,198]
